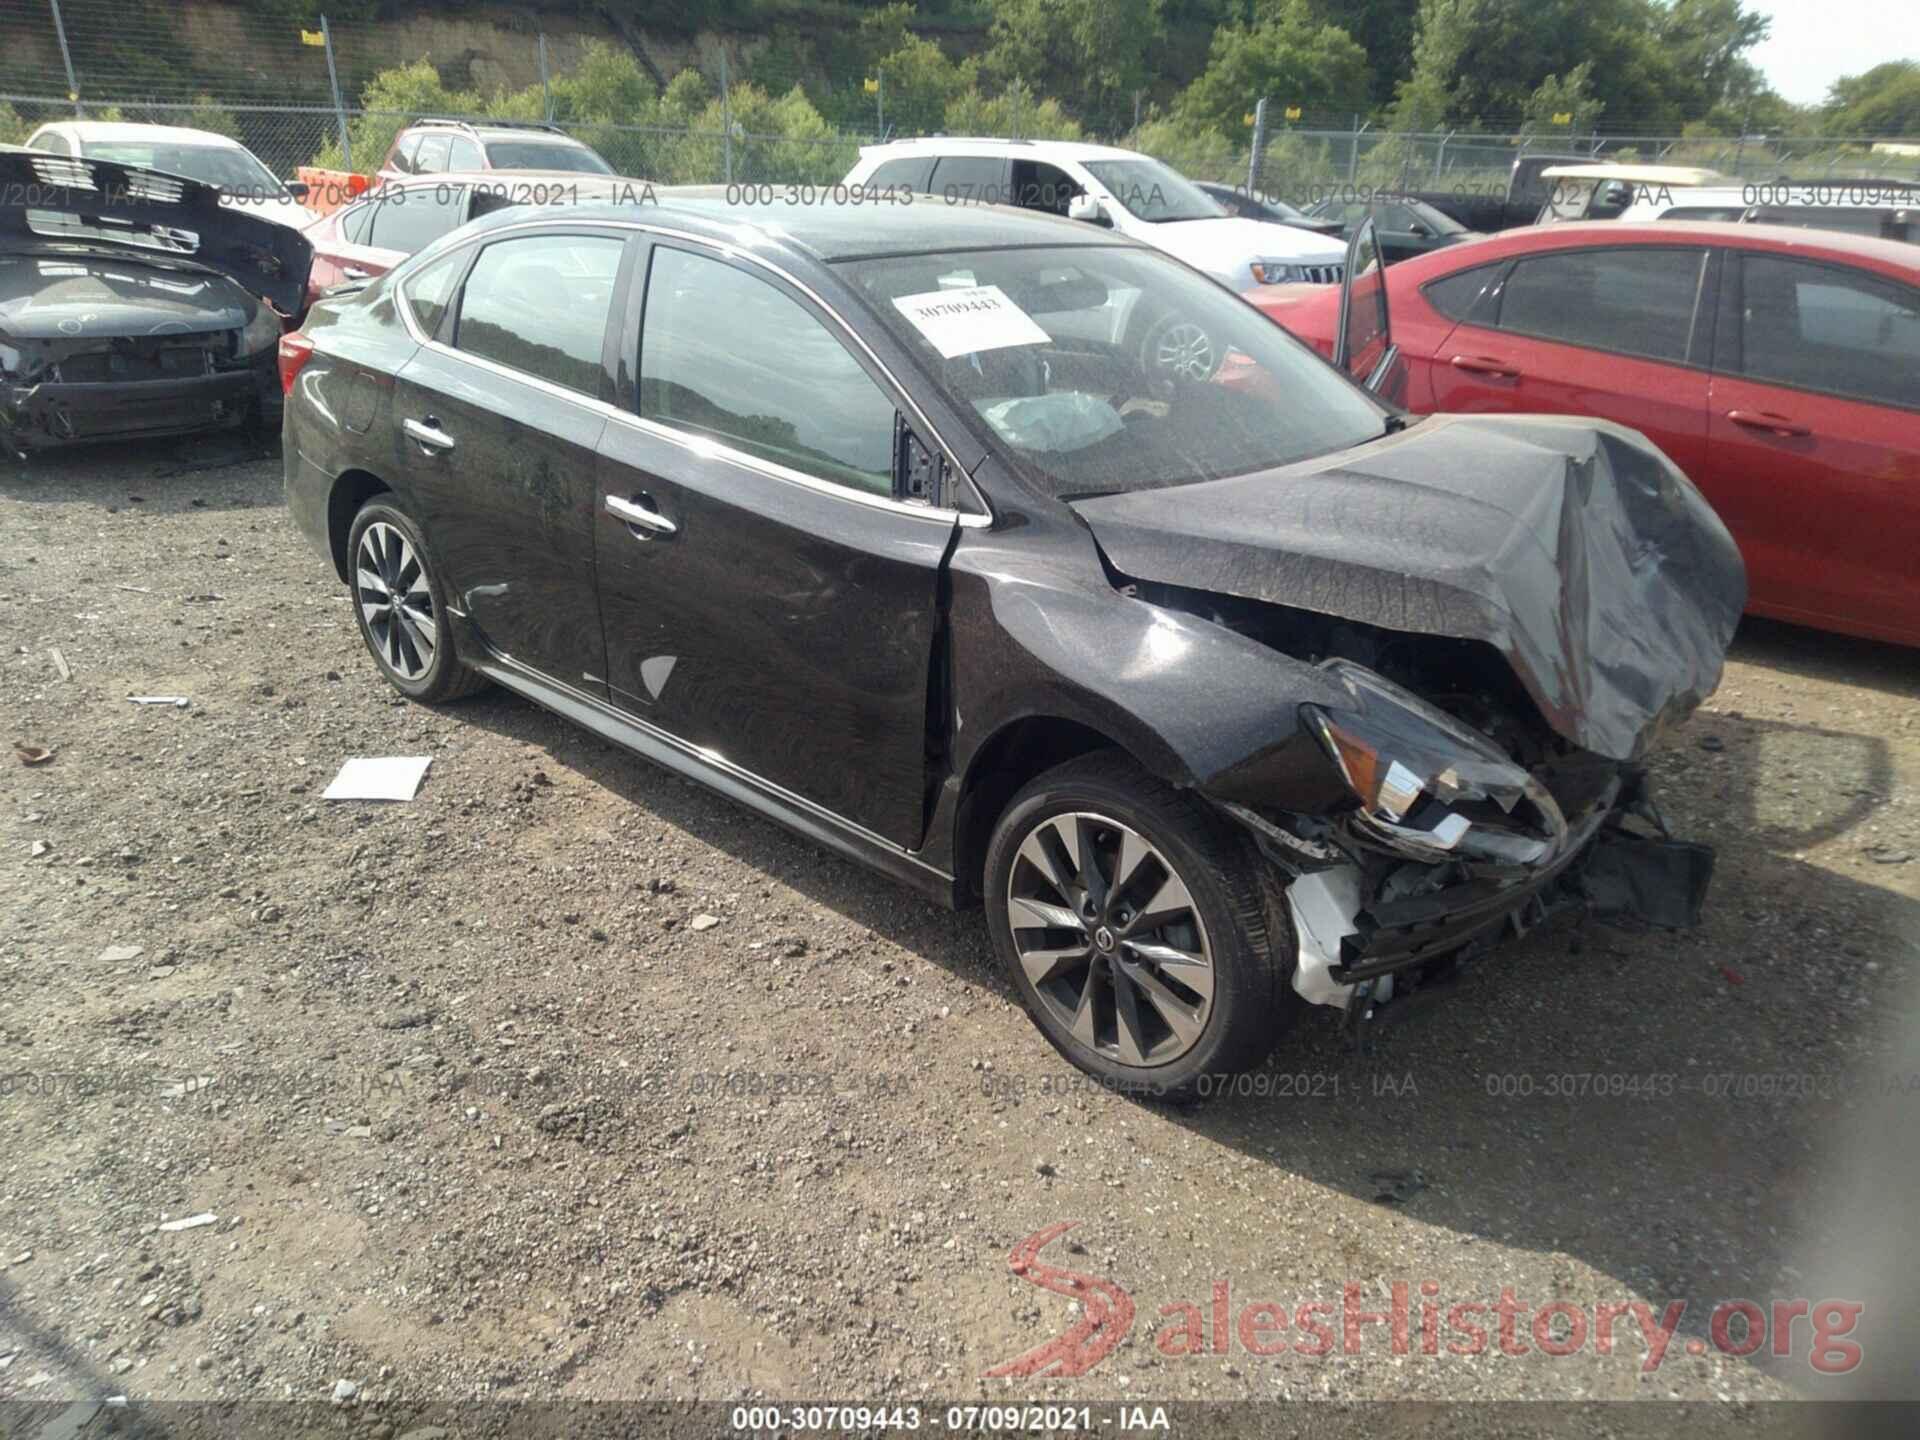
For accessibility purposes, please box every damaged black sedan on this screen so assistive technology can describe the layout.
[2,149,309,455]
[284,195,1745,1096]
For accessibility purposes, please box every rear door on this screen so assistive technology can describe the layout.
[592,241,957,849]
[1425,244,1714,480]
[389,227,630,690]
[1333,217,1404,402]
[1704,249,1920,641]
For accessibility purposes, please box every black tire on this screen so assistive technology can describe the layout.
[346,498,489,704]
[983,750,1295,1102]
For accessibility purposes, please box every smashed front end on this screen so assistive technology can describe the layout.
[1218,657,1713,1019]
[1070,413,1747,1020]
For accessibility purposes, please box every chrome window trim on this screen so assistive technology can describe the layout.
[391,215,994,526]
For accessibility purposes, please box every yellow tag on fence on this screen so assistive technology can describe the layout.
[301,29,326,47]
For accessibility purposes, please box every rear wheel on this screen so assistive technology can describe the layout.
[347,499,488,704]
[984,751,1293,1100]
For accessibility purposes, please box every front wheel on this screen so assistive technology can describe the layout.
[983,751,1294,1100]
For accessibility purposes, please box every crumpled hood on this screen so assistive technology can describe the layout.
[0,150,311,316]
[1141,215,1346,273]
[0,255,250,339]
[1070,413,1747,760]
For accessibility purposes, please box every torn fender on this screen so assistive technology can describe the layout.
[1070,414,1747,761]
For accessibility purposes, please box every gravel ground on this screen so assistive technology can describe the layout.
[2,436,1917,1424]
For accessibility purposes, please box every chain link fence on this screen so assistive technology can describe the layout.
[3,0,1915,195]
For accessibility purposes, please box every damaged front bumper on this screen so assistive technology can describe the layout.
[1219,661,1716,1016]
[3,368,266,454]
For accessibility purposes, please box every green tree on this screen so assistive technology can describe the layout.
[0,101,29,147]
[944,80,1084,140]
[1175,0,1369,139]
[1824,62,1920,136]
[1521,62,1604,136]
[983,0,1163,127]
[180,95,243,140]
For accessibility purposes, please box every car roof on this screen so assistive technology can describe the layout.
[47,121,246,148]
[455,184,1140,262]
[1540,164,1728,185]
[364,169,637,191]
[404,122,593,145]
[857,137,1149,164]
[1411,219,1920,276]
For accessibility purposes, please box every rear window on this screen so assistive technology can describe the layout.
[866,156,937,192]
[1494,247,1705,363]
[1423,263,1503,323]
[483,141,612,174]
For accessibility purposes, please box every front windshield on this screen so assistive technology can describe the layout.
[484,141,612,174]
[840,244,1389,499]
[81,141,282,199]
[1081,158,1225,223]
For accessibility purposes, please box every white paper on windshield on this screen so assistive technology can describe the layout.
[892,285,1050,360]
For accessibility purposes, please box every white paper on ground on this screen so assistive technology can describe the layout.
[322,756,432,802]
[891,285,1050,359]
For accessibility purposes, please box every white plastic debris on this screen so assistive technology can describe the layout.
[129,696,190,708]
[157,1213,218,1233]
[98,944,144,964]
[323,756,432,802]
[1287,866,1365,1010]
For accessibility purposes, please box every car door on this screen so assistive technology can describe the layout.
[389,228,630,690]
[1424,244,1714,481]
[308,192,402,295]
[592,241,957,849]
[1332,218,1407,403]
[1704,249,1920,641]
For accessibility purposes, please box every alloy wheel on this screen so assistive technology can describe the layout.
[1005,811,1215,1067]
[1149,320,1216,383]
[356,521,437,681]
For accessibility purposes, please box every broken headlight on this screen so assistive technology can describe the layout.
[1302,660,1563,866]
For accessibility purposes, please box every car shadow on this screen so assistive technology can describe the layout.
[449,672,1914,1386]
[2,431,280,509]
[1729,615,1920,700]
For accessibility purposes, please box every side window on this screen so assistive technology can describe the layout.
[391,132,423,175]
[413,133,453,174]
[1494,248,1705,363]
[930,154,1009,202]
[1012,160,1080,217]
[1423,263,1503,323]
[339,197,377,245]
[453,234,623,395]
[399,250,466,339]
[33,131,71,156]
[1732,254,1920,410]
[866,156,936,193]
[447,136,485,172]
[639,246,897,495]
[368,184,467,255]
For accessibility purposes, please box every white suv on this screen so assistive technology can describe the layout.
[843,139,1347,291]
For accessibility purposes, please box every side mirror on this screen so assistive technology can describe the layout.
[1588,181,1631,219]
[1406,220,1430,238]
[285,180,311,200]
[1068,193,1109,227]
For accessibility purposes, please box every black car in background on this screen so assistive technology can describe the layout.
[283,196,1742,1095]
[1306,193,1482,264]
[1193,181,1344,236]
[1,149,309,455]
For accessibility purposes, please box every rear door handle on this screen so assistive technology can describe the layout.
[605,493,677,537]
[1727,409,1811,438]
[1449,354,1520,378]
[403,416,454,452]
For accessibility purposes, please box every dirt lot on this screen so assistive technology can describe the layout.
[3,436,1918,1427]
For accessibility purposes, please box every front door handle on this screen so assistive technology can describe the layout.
[403,416,454,452]
[1449,354,1520,378]
[1727,409,1811,438]
[605,493,677,537]
[341,266,370,280]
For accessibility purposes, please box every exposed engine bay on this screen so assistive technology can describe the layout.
[1135,579,1715,1019]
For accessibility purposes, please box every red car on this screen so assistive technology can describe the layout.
[300,171,644,315]
[1249,221,1920,647]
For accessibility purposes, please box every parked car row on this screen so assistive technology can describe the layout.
[1252,218,1920,647]
[13,112,1913,1091]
